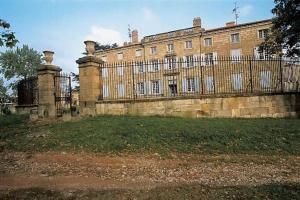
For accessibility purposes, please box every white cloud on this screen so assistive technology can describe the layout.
[239,4,253,17]
[142,7,160,22]
[85,26,123,45]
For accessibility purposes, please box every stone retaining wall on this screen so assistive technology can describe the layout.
[95,94,300,118]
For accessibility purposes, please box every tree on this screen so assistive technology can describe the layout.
[0,19,18,48]
[0,45,43,90]
[95,42,118,51]
[260,0,300,57]
[70,72,80,91]
[0,78,9,103]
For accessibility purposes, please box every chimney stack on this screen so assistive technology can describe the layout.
[226,21,236,27]
[132,29,138,43]
[193,17,201,28]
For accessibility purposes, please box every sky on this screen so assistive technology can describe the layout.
[1,0,275,76]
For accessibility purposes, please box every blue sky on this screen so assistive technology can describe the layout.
[1,0,275,75]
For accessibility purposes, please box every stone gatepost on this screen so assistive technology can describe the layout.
[37,51,61,117]
[76,40,103,116]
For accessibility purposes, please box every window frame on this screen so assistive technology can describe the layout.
[117,52,123,60]
[204,38,212,46]
[185,40,193,49]
[230,33,240,43]
[167,43,174,52]
[135,49,142,57]
[150,46,157,55]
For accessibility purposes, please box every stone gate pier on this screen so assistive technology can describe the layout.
[37,51,61,117]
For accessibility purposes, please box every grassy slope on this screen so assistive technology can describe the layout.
[1,183,299,200]
[0,114,299,155]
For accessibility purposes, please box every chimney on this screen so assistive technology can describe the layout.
[132,29,138,43]
[193,17,201,28]
[226,21,236,27]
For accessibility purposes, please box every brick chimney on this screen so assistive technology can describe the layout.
[193,17,201,28]
[226,21,236,27]
[132,29,138,43]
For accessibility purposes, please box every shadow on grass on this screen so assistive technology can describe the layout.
[1,183,299,200]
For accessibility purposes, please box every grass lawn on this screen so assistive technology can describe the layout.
[0,114,299,155]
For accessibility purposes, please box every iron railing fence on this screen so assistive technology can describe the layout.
[54,72,72,117]
[100,56,300,101]
[17,77,38,105]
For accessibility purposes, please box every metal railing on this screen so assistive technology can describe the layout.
[17,77,38,105]
[99,56,300,101]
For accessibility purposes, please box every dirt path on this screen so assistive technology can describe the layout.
[0,152,299,191]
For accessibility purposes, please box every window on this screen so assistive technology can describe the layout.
[231,33,240,43]
[152,80,160,94]
[205,53,214,66]
[152,60,160,71]
[135,49,142,57]
[117,52,123,60]
[204,38,212,46]
[232,73,243,90]
[254,47,268,60]
[117,66,124,76]
[102,68,108,77]
[206,76,214,92]
[258,29,269,39]
[101,56,107,62]
[260,71,271,88]
[117,84,125,97]
[137,62,144,73]
[103,85,109,97]
[182,77,199,92]
[186,78,195,92]
[137,82,145,95]
[150,46,157,55]
[185,55,194,67]
[185,40,192,49]
[167,43,174,52]
[231,49,241,62]
[165,57,177,70]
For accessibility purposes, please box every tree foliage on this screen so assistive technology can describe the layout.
[0,45,43,80]
[95,42,118,51]
[0,19,18,48]
[0,78,9,103]
[261,0,300,57]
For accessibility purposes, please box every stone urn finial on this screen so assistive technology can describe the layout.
[84,40,96,56]
[43,51,54,65]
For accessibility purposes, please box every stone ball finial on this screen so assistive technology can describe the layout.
[84,40,96,56]
[43,51,54,64]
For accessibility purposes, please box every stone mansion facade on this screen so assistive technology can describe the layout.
[95,18,272,63]
[91,18,274,100]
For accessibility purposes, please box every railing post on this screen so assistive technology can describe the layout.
[249,56,253,93]
[212,59,216,94]
[279,56,283,93]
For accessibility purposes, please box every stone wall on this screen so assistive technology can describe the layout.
[95,94,300,118]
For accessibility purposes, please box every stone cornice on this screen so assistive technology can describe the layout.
[76,56,103,65]
[37,64,61,72]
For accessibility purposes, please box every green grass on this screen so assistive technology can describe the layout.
[1,183,299,200]
[0,114,300,155]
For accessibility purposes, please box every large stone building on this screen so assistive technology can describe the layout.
[96,17,271,62]
[93,18,274,100]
